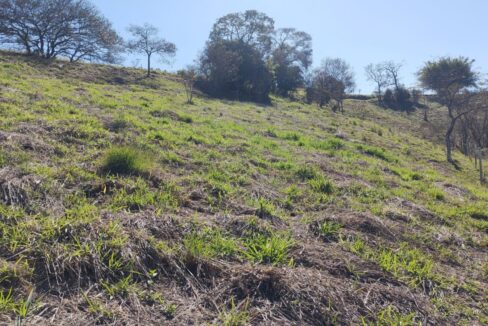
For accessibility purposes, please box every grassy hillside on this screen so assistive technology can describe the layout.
[0,52,487,325]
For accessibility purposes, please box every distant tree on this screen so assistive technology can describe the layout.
[461,96,488,182]
[0,0,122,63]
[320,58,356,93]
[312,58,356,111]
[306,72,334,108]
[127,23,176,77]
[410,88,421,105]
[209,10,275,55]
[383,88,394,106]
[198,40,272,103]
[271,28,312,96]
[197,11,275,103]
[307,58,354,112]
[382,61,403,92]
[177,66,197,104]
[365,63,391,103]
[393,86,411,110]
[418,57,479,163]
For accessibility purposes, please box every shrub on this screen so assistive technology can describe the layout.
[383,89,394,105]
[100,146,151,175]
[383,87,413,111]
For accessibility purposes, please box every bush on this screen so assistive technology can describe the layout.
[383,87,413,111]
[100,146,151,175]
[383,89,394,106]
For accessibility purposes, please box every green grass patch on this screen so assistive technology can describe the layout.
[318,220,342,241]
[309,175,334,194]
[184,227,238,259]
[242,232,294,265]
[378,244,435,289]
[100,146,152,176]
[295,165,319,181]
[357,144,395,162]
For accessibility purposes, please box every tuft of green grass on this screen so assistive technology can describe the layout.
[378,244,435,289]
[361,305,420,326]
[107,115,131,132]
[312,137,345,151]
[295,165,318,181]
[427,187,445,201]
[309,175,334,194]
[219,297,249,326]
[100,146,152,176]
[178,114,193,123]
[101,275,136,298]
[356,144,395,162]
[184,228,238,259]
[242,232,294,265]
[281,131,301,141]
[255,197,277,218]
[318,221,342,241]
[0,151,6,167]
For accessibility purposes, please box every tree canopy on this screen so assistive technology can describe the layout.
[0,0,122,63]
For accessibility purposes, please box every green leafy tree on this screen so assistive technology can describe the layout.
[418,57,478,163]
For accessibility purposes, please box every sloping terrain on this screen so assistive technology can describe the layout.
[0,52,487,325]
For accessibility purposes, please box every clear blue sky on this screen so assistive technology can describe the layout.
[92,0,488,94]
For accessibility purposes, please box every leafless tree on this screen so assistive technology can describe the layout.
[459,92,488,182]
[365,63,391,103]
[383,61,403,92]
[177,66,197,104]
[127,23,176,77]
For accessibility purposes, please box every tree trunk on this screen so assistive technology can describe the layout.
[423,106,428,122]
[147,54,151,77]
[479,151,484,183]
[445,118,456,163]
[461,128,469,156]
